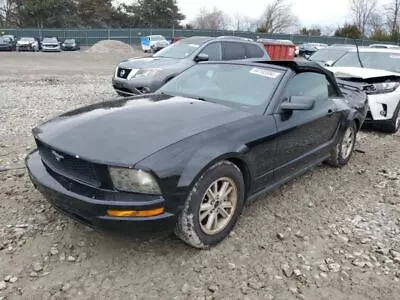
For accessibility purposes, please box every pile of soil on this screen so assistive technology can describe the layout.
[86,40,135,54]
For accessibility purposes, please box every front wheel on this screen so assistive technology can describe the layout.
[325,122,358,167]
[378,104,400,133]
[175,161,245,249]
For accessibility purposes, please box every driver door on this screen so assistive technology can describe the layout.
[273,72,341,181]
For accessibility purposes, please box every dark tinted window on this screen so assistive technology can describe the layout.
[222,42,246,60]
[199,42,222,61]
[246,43,265,58]
[283,72,329,102]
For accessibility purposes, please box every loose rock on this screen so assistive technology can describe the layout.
[32,261,43,272]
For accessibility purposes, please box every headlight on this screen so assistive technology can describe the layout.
[62,43,66,47]
[133,68,162,79]
[372,82,400,93]
[109,167,161,195]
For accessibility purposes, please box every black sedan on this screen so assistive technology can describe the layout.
[26,61,368,248]
[61,39,80,51]
[0,36,16,51]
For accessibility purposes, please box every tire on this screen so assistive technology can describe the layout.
[378,104,400,133]
[175,161,245,249]
[325,122,358,167]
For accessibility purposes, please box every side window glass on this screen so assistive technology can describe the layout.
[246,43,265,58]
[283,72,329,103]
[222,42,246,60]
[199,42,222,61]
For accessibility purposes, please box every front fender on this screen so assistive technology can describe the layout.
[177,140,250,189]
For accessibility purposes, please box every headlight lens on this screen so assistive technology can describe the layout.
[133,68,162,79]
[108,167,161,195]
[373,82,400,93]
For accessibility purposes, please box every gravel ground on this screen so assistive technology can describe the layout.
[0,51,400,300]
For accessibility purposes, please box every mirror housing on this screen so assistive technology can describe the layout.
[324,60,334,67]
[194,53,209,62]
[280,96,315,111]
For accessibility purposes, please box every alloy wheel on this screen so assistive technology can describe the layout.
[199,177,238,235]
[341,126,355,159]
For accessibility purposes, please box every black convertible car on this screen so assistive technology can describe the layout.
[26,61,368,248]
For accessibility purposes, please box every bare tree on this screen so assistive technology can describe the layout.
[191,7,231,30]
[350,0,377,36]
[0,0,18,27]
[257,0,298,34]
[231,14,256,31]
[385,0,400,38]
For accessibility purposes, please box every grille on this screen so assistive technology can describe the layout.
[117,67,131,79]
[37,141,101,187]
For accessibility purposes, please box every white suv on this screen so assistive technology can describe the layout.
[328,48,400,133]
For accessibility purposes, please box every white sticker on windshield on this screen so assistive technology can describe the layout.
[390,55,400,59]
[250,68,281,78]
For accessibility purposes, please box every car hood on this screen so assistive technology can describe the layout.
[17,41,33,45]
[119,57,181,69]
[33,95,252,166]
[328,66,400,80]
[43,43,59,46]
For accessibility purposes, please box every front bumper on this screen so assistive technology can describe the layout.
[0,45,13,51]
[26,150,178,235]
[17,44,35,51]
[367,90,400,121]
[112,77,161,96]
[42,46,61,52]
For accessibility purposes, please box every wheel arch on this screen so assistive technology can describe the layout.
[177,144,252,198]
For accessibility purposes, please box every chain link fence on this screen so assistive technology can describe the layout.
[0,28,392,46]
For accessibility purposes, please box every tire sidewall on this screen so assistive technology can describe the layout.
[180,161,245,247]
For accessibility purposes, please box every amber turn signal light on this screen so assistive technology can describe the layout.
[106,208,164,218]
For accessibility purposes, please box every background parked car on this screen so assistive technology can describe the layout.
[16,37,39,52]
[308,45,355,66]
[140,35,170,53]
[41,37,61,52]
[0,36,16,51]
[61,39,80,51]
[298,43,328,58]
[369,43,400,49]
[113,36,270,96]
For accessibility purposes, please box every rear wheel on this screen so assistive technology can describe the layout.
[325,122,357,167]
[175,161,245,249]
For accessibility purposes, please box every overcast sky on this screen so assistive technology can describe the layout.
[176,0,387,27]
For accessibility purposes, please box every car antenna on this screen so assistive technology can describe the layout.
[353,39,364,68]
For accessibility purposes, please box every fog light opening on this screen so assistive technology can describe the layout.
[106,207,164,218]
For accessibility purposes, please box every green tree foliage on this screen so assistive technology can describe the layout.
[299,27,321,36]
[124,0,185,28]
[2,0,185,28]
[334,23,362,39]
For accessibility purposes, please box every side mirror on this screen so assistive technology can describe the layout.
[280,96,315,111]
[194,53,209,62]
[325,60,334,67]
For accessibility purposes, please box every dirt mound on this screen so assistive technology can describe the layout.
[86,40,134,54]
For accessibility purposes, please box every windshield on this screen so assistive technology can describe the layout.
[150,36,164,41]
[310,48,349,62]
[20,37,34,42]
[159,64,284,112]
[153,40,200,59]
[43,38,58,43]
[64,39,75,43]
[334,51,400,73]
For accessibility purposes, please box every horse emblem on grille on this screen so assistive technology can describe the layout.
[120,69,126,77]
[51,150,64,162]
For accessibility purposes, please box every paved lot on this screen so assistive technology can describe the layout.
[0,51,400,300]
